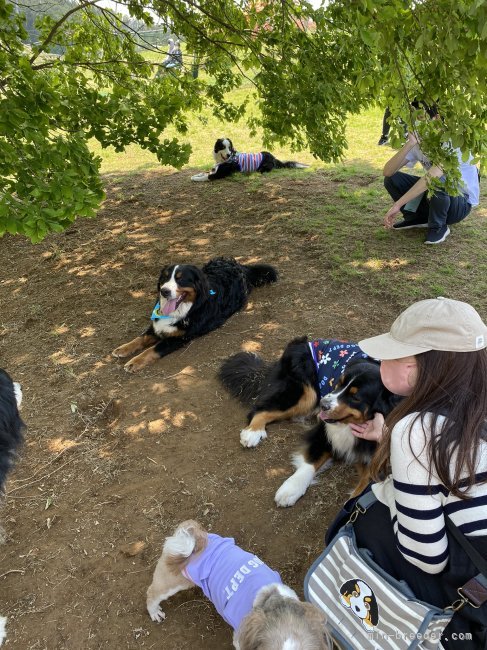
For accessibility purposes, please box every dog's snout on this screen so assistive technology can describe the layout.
[320,398,332,411]
[161,288,171,299]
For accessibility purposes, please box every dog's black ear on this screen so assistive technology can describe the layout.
[191,267,210,306]
[228,138,235,154]
[157,265,171,293]
[372,389,402,417]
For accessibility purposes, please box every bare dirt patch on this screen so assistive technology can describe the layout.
[0,169,393,649]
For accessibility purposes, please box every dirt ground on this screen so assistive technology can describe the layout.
[0,169,392,649]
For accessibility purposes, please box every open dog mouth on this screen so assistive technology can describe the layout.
[161,292,186,315]
[319,409,348,423]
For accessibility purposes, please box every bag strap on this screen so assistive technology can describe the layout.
[445,517,487,611]
[347,490,377,523]
[445,517,487,577]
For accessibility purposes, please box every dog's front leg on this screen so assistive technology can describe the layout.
[275,454,318,507]
[275,423,333,507]
[123,334,186,373]
[112,333,158,359]
[124,345,161,373]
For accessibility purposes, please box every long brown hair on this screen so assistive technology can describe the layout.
[371,348,487,498]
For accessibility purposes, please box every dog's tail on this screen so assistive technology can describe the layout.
[163,520,208,570]
[218,352,273,405]
[243,263,278,288]
[274,160,309,169]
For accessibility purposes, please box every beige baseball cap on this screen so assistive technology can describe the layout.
[359,297,487,360]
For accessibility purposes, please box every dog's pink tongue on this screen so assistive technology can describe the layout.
[162,299,178,315]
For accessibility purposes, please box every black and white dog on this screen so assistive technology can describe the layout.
[219,337,401,506]
[112,257,278,373]
[0,368,24,646]
[191,138,308,182]
[0,368,23,496]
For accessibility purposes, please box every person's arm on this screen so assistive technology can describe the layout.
[383,164,444,228]
[386,414,448,574]
[383,132,418,177]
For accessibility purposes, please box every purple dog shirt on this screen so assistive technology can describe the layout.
[182,533,282,630]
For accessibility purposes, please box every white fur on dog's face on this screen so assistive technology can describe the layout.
[235,582,331,650]
[160,265,179,301]
[213,138,234,164]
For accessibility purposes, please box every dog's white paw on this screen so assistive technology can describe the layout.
[275,478,306,508]
[275,463,315,507]
[240,428,267,448]
[148,606,166,623]
[191,173,209,182]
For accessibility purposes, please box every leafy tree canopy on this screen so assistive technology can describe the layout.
[1,0,486,241]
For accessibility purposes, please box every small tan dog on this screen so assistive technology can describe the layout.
[147,520,331,649]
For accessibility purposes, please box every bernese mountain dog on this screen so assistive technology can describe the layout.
[0,368,23,643]
[0,368,24,497]
[219,337,401,506]
[191,138,308,182]
[112,257,278,373]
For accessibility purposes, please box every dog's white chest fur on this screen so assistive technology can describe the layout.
[152,302,192,335]
[325,422,356,462]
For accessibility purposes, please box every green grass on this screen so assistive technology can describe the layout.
[92,100,392,175]
[90,91,487,314]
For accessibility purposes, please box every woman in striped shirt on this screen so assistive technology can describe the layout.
[349,297,487,648]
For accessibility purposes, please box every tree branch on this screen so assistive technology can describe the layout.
[29,0,101,65]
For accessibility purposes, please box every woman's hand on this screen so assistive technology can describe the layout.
[384,203,401,229]
[350,413,385,442]
[407,131,418,146]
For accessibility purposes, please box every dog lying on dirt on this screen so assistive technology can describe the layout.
[191,137,308,182]
[112,257,278,373]
[219,337,401,506]
[0,369,24,647]
[0,368,24,499]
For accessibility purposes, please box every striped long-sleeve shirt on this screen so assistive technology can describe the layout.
[236,153,263,173]
[372,412,487,574]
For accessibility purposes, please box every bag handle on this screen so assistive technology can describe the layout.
[347,490,378,523]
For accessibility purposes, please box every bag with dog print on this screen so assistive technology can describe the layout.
[304,491,455,650]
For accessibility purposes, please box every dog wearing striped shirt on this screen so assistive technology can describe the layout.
[191,138,308,181]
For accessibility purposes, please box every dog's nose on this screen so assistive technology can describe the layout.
[161,288,171,299]
[320,398,331,411]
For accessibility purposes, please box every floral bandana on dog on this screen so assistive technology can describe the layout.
[309,339,369,397]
